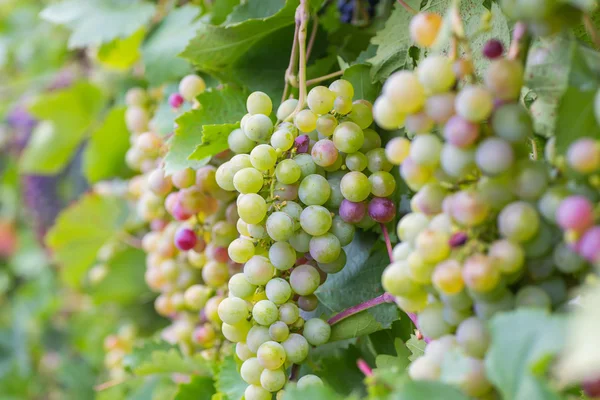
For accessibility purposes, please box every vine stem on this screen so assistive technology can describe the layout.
[397,0,417,14]
[380,223,394,262]
[281,21,300,104]
[305,70,343,86]
[507,22,530,62]
[583,14,600,50]
[357,359,373,377]
[327,292,396,325]
[289,0,310,119]
[306,14,319,61]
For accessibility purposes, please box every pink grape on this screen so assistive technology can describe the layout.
[567,137,600,174]
[556,196,594,233]
[311,139,339,167]
[579,226,600,263]
[443,115,479,147]
[169,93,184,108]
[295,135,310,153]
[339,199,367,223]
[368,197,396,223]
[174,228,197,251]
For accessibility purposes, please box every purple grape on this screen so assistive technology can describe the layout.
[579,226,600,263]
[169,93,184,108]
[339,199,366,223]
[483,39,504,59]
[368,197,396,223]
[294,135,310,153]
[556,195,594,233]
[449,232,468,248]
[174,228,198,251]
[443,115,479,148]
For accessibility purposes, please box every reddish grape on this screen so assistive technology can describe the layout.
[482,39,504,59]
[368,197,396,223]
[556,196,594,233]
[443,115,480,148]
[174,228,197,251]
[295,135,310,153]
[339,199,367,223]
[169,93,184,108]
[579,226,600,263]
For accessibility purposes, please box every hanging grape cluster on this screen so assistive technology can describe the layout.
[371,10,600,398]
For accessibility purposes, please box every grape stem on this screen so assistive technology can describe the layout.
[305,70,344,86]
[397,0,417,15]
[327,292,396,325]
[282,20,300,104]
[380,223,394,262]
[288,0,310,119]
[289,363,300,381]
[507,22,530,62]
[357,359,374,377]
[306,14,319,61]
[583,14,600,50]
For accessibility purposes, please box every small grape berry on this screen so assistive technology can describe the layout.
[175,228,197,251]
[368,197,396,223]
[169,93,185,108]
[483,39,504,59]
[295,135,310,153]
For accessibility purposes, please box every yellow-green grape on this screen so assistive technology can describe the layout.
[228,237,256,263]
[316,114,338,136]
[394,287,428,311]
[307,86,336,114]
[236,342,254,361]
[462,254,500,292]
[237,193,267,224]
[333,122,364,153]
[397,212,430,243]
[179,74,206,101]
[222,319,252,343]
[340,171,371,202]
[233,167,264,194]
[229,273,257,299]
[488,239,525,274]
[382,261,422,297]
[455,85,493,123]
[415,229,450,263]
[294,109,317,132]
[333,96,353,114]
[282,333,309,363]
[349,101,374,129]
[260,368,286,392]
[417,55,456,94]
[229,128,256,154]
[382,71,425,114]
[125,106,149,133]
[125,87,147,107]
[257,341,287,370]
[253,300,279,326]
[250,144,277,171]
[298,174,331,205]
[303,318,331,346]
[271,128,296,151]
[247,91,273,115]
[361,128,382,153]
[202,260,229,287]
[409,12,443,48]
[407,252,436,284]
[345,152,368,171]
[244,114,274,143]
[244,255,275,286]
[329,79,354,98]
[432,259,464,295]
[241,357,265,384]
[368,171,396,197]
[218,297,249,325]
[385,137,411,165]
[276,98,299,120]
[184,285,211,310]
[373,96,406,130]
[484,59,523,101]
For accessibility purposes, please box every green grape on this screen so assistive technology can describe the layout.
[417,55,456,94]
[179,74,206,100]
[349,101,374,129]
[340,171,371,202]
[247,326,272,353]
[418,303,453,339]
[257,341,287,370]
[260,368,286,392]
[322,152,344,172]
[282,333,309,363]
[202,261,229,287]
[316,114,338,136]
[303,318,331,346]
[244,114,274,142]
[248,222,267,239]
[212,221,238,247]
[515,286,551,310]
[276,98,299,120]
[218,297,249,325]
[266,278,292,305]
[522,222,554,258]
[266,212,295,242]
[250,144,278,171]
[295,109,318,132]
[392,242,412,261]
[474,292,514,320]
[455,85,493,123]
[216,162,237,191]
[477,175,515,211]
[228,237,255,263]
[300,205,332,236]
[462,254,500,293]
[294,154,318,179]
[455,317,490,359]
[245,385,271,400]
[385,137,411,165]
[442,304,471,326]
[229,273,257,299]
[298,174,331,205]
[512,160,548,200]
[297,374,324,389]
[445,357,492,397]
[244,256,275,286]
[281,201,303,223]
[367,171,396,198]
[333,96,353,114]
[184,285,211,310]
[299,294,319,311]
[229,128,256,154]
[269,241,297,271]
[253,300,279,326]
[410,134,442,168]
[329,215,355,246]
[307,86,336,114]
[538,187,569,223]
[441,290,473,312]
[440,144,476,178]
[238,194,268,224]
[332,122,364,153]
[408,356,441,381]
[309,233,341,263]
[491,103,533,143]
[247,91,273,115]
[488,239,524,274]
[273,181,298,201]
[271,129,296,151]
[222,319,252,343]
[484,59,523,101]
[382,71,425,114]
[329,79,354,98]
[424,335,457,364]
[537,277,567,306]
[366,148,393,173]
[553,242,587,273]
[373,96,406,130]
[289,229,312,253]
[325,178,344,209]
[275,159,301,184]
[241,357,265,385]
[279,303,300,325]
[415,229,450,263]
[397,212,430,244]
[382,261,422,297]
[432,259,464,295]
[269,321,290,342]
[236,342,254,361]
[407,252,436,284]
[475,137,515,176]
[318,249,347,274]
[233,168,264,194]
[497,201,540,242]
[345,152,368,171]
[412,183,447,216]
[290,264,321,295]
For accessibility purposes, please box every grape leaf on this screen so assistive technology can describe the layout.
[40,0,156,48]
[406,334,426,361]
[88,248,149,305]
[215,355,246,400]
[83,106,132,183]
[225,0,288,24]
[283,384,345,400]
[142,5,201,85]
[391,380,469,400]
[174,376,215,400]
[181,0,296,76]
[124,339,211,377]
[97,29,145,70]
[188,123,240,162]
[210,0,241,25]
[485,309,566,400]
[21,82,105,175]
[164,86,248,174]
[342,63,382,103]
[319,344,367,396]
[46,194,129,288]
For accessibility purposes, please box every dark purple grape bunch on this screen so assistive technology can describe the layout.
[337,0,380,23]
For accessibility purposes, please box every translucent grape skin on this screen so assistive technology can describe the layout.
[444,115,479,148]
[303,318,331,346]
[368,197,396,223]
[497,201,540,242]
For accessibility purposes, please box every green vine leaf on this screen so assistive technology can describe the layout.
[174,376,216,400]
[283,384,345,400]
[215,355,246,400]
[97,29,145,70]
[485,309,566,400]
[46,194,129,288]
[392,380,469,400]
[406,334,426,361]
[124,339,211,377]
[40,0,155,48]
[342,63,382,103]
[188,123,240,162]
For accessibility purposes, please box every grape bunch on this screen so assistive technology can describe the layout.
[103,324,138,380]
[372,11,599,398]
[337,0,380,23]
[216,80,393,399]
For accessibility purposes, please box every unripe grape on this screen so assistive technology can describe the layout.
[408,356,440,381]
[125,106,149,133]
[277,98,299,120]
[244,114,274,143]
[289,229,311,253]
[147,168,172,196]
[455,85,493,122]
[373,96,406,130]
[433,259,464,294]
[295,109,317,132]
[318,249,347,273]
[333,121,364,153]
[567,137,600,174]
[440,144,476,178]
[349,101,374,129]
[488,239,525,274]
[229,273,257,299]
[300,205,332,236]
[253,300,279,326]
[279,303,300,325]
[382,261,422,297]
[316,114,338,136]
[290,264,321,296]
[410,133,442,167]
[366,148,393,173]
[257,341,286,370]
[233,167,264,194]
[412,183,447,216]
[228,238,255,264]
[456,317,490,359]
[244,255,275,286]
[309,233,341,263]
[297,374,324,389]
[179,74,206,101]
[125,87,147,107]
[515,286,551,309]
[462,254,500,292]
[397,212,429,243]
[247,326,271,353]
[307,86,335,114]
[260,368,286,392]
[237,193,267,224]
[475,137,515,175]
[268,241,296,271]
[417,55,456,94]
[484,59,523,101]
[275,159,301,185]
[382,71,425,114]
[385,137,410,165]
[282,333,309,363]
[241,357,265,385]
[303,318,331,346]
[449,190,490,227]
[400,157,434,191]
[218,297,249,325]
[340,171,371,202]
[329,79,354,98]
[184,284,211,310]
[222,319,252,343]
[236,342,254,361]
[247,91,273,115]
[491,103,533,143]
[266,212,295,242]
[418,303,452,339]
[409,12,443,47]
[265,278,292,305]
